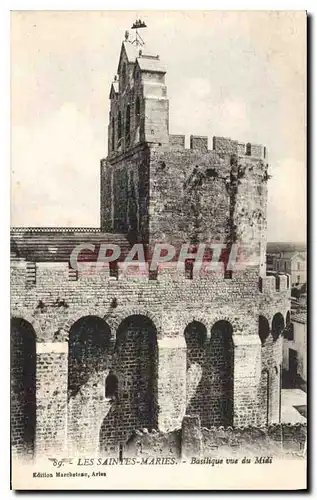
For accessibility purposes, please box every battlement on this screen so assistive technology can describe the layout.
[11,260,289,292]
[11,259,251,284]
[259,273,291,293]
[169,134,267,159]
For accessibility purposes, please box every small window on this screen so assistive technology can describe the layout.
[109,261,118,279]
[297,262,301,271]
[111,117,115,151]
[224,270,233,279]
[26,261,36,285]
[297,275,300,283]
[125,105,131,146]
[105,373,118,400]
[118,111,122,141]
[68,267,78,281]
[135,97,140,124]
[284,261,287,271]
[122,63,127,89]
[185,260,194,279]
[149,269,158,280]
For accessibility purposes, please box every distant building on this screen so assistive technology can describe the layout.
[266,243,306,286]
[283,301,307,385]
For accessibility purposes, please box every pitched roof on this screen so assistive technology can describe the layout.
[277,251,303,260]
[123,41,140,62]
[267,242,306,254]
[136,56,166,74]
[292,311,307,324]
[10,228,131,262]
[117,41,139,72]
[109,80,119,99]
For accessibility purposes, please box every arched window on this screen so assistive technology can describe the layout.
[118,111,122,141]
[125,105,131,146]
[272,313,285,342]
[135,96,140,124]
[122,63,127,89]
[111,117,115,151]
[259,315,270,345]
[105,372,118,400]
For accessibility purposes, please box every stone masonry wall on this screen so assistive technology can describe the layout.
[99,318,158,451]
[100,145,151,242]
[11,259,290,456]
[185,321,234,427]
[101,136,269,274]
[35,344,68,456]
[123,417,306,460]
[11,319,36,458]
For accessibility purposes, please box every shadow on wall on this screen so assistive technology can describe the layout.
[99,315,158,451]
[11,318,36,458]
[259,313,283,425]
[68,316,112,400]
[185,320,234,428]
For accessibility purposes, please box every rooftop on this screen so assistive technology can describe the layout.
[267,242,306,254]
[136,55,166,74]
[10,228,131,262]
[292,311,307,324]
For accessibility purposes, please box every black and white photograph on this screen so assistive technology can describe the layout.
[9,10,307,490]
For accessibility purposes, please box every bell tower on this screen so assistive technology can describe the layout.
[107,22,169,157]
[101,21,169,241]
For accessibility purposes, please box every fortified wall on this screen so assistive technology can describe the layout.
[101,135,268,275]
[11,253,290,457]
[11,32,291,460]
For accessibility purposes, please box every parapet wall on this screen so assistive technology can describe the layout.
[124,418,306,459]
[11,259,290,351]
[260,274,290,293]
[10,260,290,289]
[169,134,267,159]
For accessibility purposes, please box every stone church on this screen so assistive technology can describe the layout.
[11,27,290,459]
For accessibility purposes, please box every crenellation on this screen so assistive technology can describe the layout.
[169,134,185,148]
[11,30,289,461]
[190,135,208,152]
[246,142,267,159]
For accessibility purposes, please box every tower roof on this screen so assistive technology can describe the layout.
[117,41,139,72]
[135,55,166,74]
[109,79,119,99]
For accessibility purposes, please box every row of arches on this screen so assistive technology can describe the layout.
[11,312,286,455]
[258,312,290,345]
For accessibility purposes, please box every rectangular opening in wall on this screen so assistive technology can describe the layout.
[224,270,233,279]
[68,265,78,281]
[276,276,280,291]
[26,262,36,285]
[259,277,263,292]
[185,260,194,280]
[109,261,119,280]
[149,269,158,280]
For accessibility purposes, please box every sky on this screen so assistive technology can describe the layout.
[11,10,306,242]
